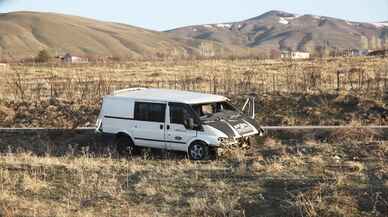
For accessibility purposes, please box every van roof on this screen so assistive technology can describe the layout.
[110,88,228,104]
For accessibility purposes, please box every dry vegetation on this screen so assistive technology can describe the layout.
[2,57,388,101]
[0,135,387,217]
[1,57,388,128]
[0,57,387,216]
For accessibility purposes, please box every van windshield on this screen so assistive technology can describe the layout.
[191,101,237,118]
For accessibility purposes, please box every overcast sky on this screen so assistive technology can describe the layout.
[1,0,388,31]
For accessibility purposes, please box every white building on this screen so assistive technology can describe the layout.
[62,53,88,64]
[281,51,310,60]
[343,49,369,57]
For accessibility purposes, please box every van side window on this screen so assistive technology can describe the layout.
[169,103,197,125]
[134,102,166,123]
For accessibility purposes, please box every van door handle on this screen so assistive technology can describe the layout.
[160,124,164,130]
[167,125,170,130]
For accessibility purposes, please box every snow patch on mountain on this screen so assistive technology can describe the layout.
[202,23,232,29]
[278,14,301,24]
[216,23,232,28]
[279,17,289,25]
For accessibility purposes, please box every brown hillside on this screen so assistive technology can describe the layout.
[0,11,193,60]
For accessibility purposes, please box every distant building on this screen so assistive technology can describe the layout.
[62,53,88,64]
[281,51,310,60]
[343,49,369,57]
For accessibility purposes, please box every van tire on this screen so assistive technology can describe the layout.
[188,141,208,160]
[116,136,136,156]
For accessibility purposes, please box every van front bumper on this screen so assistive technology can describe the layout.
[217,135,255,148]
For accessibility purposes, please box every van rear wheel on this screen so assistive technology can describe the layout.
[188,141,208,160]
[116,136,135,156]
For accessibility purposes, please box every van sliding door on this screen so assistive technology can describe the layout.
[132,102,167,149]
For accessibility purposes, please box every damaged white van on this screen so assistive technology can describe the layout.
[96,88,263,160]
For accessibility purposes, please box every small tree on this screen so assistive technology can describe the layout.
[36,49,51,63]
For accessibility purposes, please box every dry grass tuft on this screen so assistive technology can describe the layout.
[20,174,49,193]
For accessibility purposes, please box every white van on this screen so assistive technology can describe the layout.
[96,88,263,160]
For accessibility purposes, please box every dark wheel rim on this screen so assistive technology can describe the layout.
[190,143,204,160]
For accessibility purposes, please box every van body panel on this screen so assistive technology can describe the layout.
[199,118,259,140]
[97,88,264,155]
[132,120,166,149]
[165,123,195,151]
[201,125,228,144]
[193,130,223,147]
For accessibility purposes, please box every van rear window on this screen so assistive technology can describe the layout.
[134,102,166,123]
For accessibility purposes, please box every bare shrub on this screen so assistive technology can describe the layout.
[5,69,27,101]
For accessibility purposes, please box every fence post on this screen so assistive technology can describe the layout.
[336,70,340,91]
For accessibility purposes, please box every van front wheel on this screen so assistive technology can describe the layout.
[188,141,208,160]
[116,136,135,156]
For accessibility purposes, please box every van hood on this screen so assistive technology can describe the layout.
[201,112,260,138]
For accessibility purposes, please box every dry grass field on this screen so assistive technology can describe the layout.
[1,57,388,128]
[1,57,388,102]
[0,134,387,217]
[0,57,387,217]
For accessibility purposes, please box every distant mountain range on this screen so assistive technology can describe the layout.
[167,10,388,56]
[0,10,387,60]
